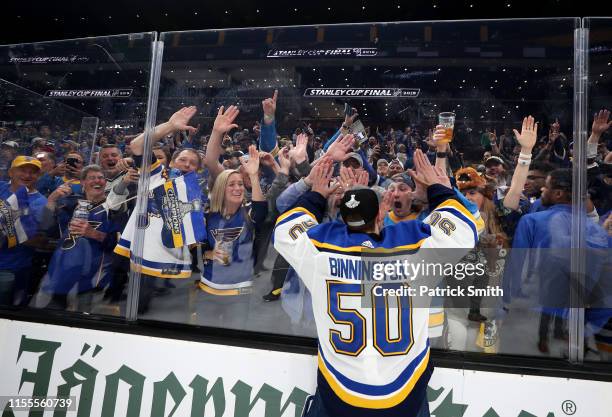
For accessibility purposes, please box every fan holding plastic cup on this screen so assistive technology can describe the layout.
[435,112,456,144]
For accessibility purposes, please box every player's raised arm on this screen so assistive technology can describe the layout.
[407,149,479,250]
[273,158,337,288]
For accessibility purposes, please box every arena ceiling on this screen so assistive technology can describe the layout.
[1,0,604,45]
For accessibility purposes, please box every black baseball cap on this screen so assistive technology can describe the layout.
[340,187,380,229]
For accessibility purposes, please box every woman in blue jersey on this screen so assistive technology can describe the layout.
[198,145,267,327]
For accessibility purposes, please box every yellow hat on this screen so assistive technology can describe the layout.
[10,155,42,170]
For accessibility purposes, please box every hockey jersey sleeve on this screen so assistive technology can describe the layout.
[273,191,325,290]
[421,184,479,250]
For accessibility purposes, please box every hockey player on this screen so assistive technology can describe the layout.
[274,149,479,417]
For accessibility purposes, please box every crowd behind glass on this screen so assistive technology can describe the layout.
[1,90,610,360]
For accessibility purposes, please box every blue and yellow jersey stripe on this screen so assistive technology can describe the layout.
[198,281,242,296]
[275,207,316,227]
[317,345,430,409]
[428,310,444,328]
[162,179,186,248]
[149,158,162,175]
[433,199,479,243]
[114,238,192,278]
[132,262,192,279]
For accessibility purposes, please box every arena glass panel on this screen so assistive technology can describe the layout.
[0,33,156,319]
[582,17,612,364]
[128,19,585,359]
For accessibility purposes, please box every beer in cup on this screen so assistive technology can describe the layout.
[438,112,456,143]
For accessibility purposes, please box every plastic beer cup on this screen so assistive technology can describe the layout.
[438,112,456,143]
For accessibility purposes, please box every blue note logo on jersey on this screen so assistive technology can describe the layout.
[61,220,102,250]
[210,227,243,265]
[211,227,244,244]
[151,172,206,249]
[211,227,243,246]
[0,186,36,248]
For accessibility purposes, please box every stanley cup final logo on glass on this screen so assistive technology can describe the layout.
[211,227,244,266]
[44,89,133,98]
[267,47,377,58]
[9,55,89,64]
[303,88,420,98]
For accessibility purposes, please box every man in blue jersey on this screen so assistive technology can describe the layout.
[41,165,123,311]
[274,149,478,417]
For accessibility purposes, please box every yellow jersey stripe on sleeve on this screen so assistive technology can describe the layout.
[114,245,130,258]
[435,199,478,228]
[275,207,317,225]
[428,312,445,328]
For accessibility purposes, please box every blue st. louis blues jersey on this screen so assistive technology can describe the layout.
[44,201,121,294]
[199,201,267,295]
[274,189,478,417]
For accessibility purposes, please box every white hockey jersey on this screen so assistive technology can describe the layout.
[274,194,478,416]
[114,160,194,278]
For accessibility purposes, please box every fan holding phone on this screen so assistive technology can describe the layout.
[341,103,368,145]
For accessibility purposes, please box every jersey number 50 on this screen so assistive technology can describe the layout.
[327,281,413,357]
